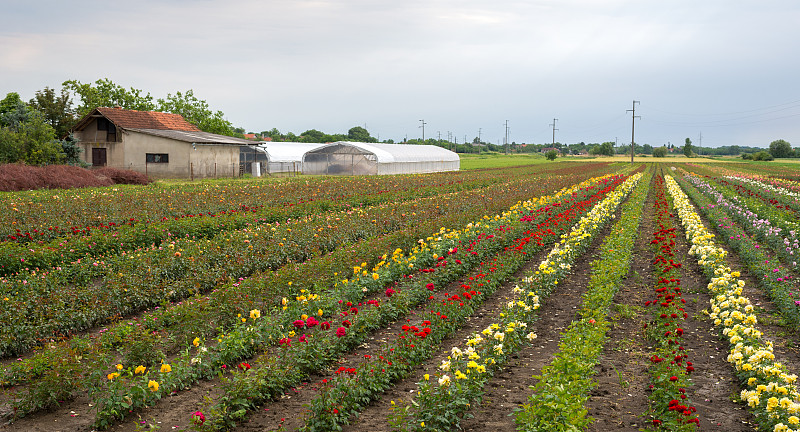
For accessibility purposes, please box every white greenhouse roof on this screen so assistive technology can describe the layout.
[256,142,328,162]
[309,142,460,163]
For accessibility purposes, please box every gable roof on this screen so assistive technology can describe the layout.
[129,128,254,145]
[72,107,201,132]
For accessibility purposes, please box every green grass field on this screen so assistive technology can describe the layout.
[457,153,734,170]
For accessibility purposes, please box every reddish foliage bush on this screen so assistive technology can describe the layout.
[0,164,151,191]
[93,167,152,185]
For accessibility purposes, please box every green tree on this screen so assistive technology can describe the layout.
[301,129,326,142]
[0,105,62,165]
[683,138,693,157]
[347,126,374,142]
[752,151,774,161]
[545,149,558,161]
[156,89,237,136]
[28,86,76,138]
[652,146,668,157]
[597,142,614,156]
[0,92,23,115]
[63,78,156,116]
[769,139,793,158]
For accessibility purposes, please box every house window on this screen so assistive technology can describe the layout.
[146,153,169,163]
[97,118,117,141]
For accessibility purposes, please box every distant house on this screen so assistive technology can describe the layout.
[541,147,561,154]
[71,107,254,179]
[242,133,258,140]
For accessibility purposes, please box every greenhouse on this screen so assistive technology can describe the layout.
[302,142,459,175]
[239,142,327,176]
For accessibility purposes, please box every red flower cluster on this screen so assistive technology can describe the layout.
[645,174,699,428]
[335,366,357,375]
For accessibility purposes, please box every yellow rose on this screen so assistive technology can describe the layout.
[148,380,159,392]
[135,365,146,374]
[160,364,172,373]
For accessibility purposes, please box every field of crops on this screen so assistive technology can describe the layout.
[2,160,800,432]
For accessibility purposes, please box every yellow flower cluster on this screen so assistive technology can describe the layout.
[665,175,800,427]
[426,173,643,393]
[535,173,644,283]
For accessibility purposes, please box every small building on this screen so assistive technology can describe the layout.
[302,142,459,175]
[541,147,561,154]
[72,107,254,179]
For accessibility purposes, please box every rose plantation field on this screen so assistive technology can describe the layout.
[3,161,800,432]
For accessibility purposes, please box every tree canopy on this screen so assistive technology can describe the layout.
[683,138,693,157]
[63,79,239,137]
[156,90,236,136]
[0,93,69,165]
[28,87,76,138]
[769,139,793,158]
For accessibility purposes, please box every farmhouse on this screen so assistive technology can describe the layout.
[71,107,254,179]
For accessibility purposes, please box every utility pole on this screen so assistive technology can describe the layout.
[419,119,426,142]
[550,118,559,146]
[699,131,703,155]
[504,120,510,154]
[478,128,482,144]
[627,100,640,164]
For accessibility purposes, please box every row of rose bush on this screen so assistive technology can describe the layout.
[665,174,800,432]
[643,172,698,430]
[0,176,556,359]
[387,171,648,431]
[721,175,800,215]
[2,164,593,244]
[84,172,633,429]
[4,171,601,420]
[514,170,650,431]
[712,175,800,228]
[0,167,560,274]
[675,174,800,328]
[686,174,799,270]
[194,173,635,431]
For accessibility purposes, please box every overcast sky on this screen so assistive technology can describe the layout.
[3,0,800,148]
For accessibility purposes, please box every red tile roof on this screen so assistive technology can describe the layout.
[96,107,200,131]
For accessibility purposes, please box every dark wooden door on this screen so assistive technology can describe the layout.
[92,148,107,166]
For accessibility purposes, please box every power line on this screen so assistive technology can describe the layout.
[647,97,800,117]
